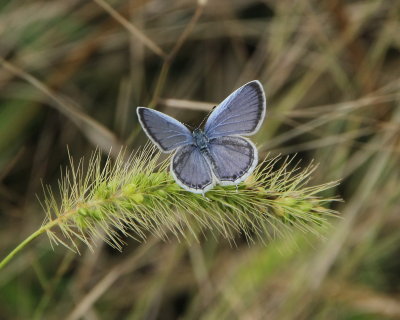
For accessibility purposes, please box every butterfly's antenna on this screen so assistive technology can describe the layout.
[185,122,196,130]
[196,106,217,129]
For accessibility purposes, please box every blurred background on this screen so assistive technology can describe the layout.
[1,0,400,319]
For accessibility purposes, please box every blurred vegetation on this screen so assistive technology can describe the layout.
[0,0,399,319]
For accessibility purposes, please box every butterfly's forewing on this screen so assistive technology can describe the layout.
[204,80,266,139]
[137,107,193,153]
[205,136,258,185]
[171,145,214,193]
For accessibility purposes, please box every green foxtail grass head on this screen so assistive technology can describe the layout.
[40,144,339,252]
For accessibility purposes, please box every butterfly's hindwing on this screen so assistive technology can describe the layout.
[205,136,258,184]
[204,80,266,139]
[171,145,214,193]
[137,107,193,152]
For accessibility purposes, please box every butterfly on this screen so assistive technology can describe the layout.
[137,80,267,194]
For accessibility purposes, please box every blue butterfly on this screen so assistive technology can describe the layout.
[137,80,267,194]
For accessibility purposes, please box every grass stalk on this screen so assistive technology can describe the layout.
[0,220,57,270]
[0,146,339,271]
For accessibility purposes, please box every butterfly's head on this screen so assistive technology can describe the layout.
[193,128,202,135]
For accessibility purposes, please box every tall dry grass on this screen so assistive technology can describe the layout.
[0,0,399,319]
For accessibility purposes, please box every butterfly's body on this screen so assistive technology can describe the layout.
[137,80,266,194]
[192,129,210,152]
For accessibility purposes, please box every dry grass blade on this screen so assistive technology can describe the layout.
[326,279,400,318]
[66,237,159,320]
[146,2,205,108]
[92,0,165,58]
[159,98,214,111]
[0,57,123,154]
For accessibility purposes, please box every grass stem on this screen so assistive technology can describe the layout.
[0,220,56,270]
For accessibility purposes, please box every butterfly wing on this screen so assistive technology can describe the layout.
[137,107,193,153]
[204,80,266,139]
[171,145,215,193]
[205,136,257,185]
